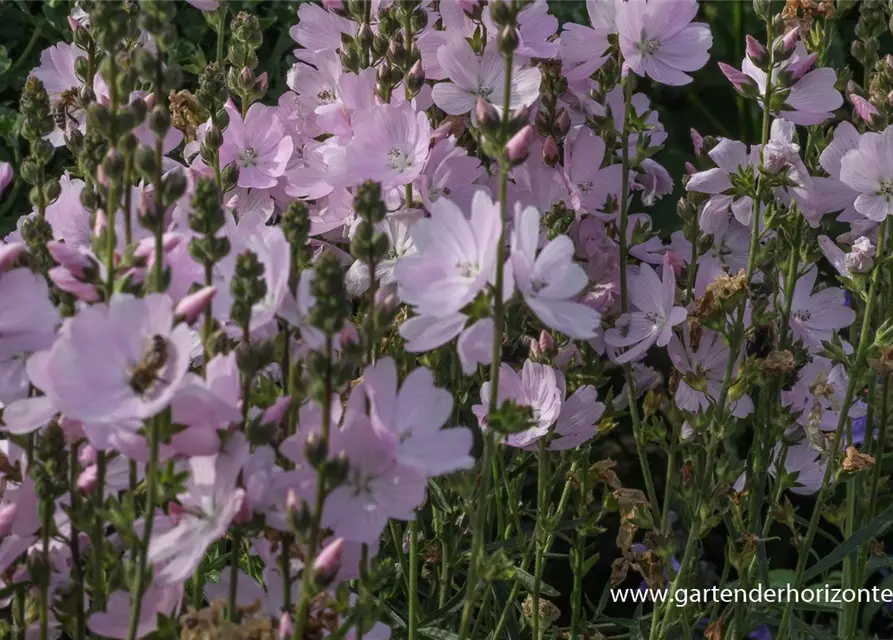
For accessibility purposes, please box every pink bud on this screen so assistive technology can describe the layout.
[538,330,555,355]
[475,97,499,130]
[175,285,217,324]
[79,445,97,466]
[339,323,360,346]
[529,338,542,360]
[0,241,25,271]
[255,72,269,93]
[684,161,698,175]
[47,241,93,277]
[322,0,344,10]
[313,537,344,584]
[93,209,108,236]
[745,35,768,65]
[542,135,559,167]
[49,267,100,303]
[286,488,299,514]
[850,94,879,124]
[786,52,817,81]
[0,503,18,536]
[77,465,98,493]
[718,63,757,95]
[780,27,800,56]
[278,613,292,640]
[0,161,13,196]
[262,396,291,427]
[67,16,82,31]
[233,495,252,525]
[690,129,703,157]
[505,125,534,165]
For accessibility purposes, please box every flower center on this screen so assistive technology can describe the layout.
[387,147,412,173]
[474,85,494,98]
[239,147,258,168]
[879,180,893,196]
[795,309,812,322]
[641,39,661,55]
[577,180,594,193]
[317,88,336,102]
[457,260,481,279]
[645,311,661,324]
[531,278,548,294]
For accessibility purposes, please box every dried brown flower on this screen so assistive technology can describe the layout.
[841,446,875,473]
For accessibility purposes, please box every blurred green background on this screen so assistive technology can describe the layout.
[0,1,851,234]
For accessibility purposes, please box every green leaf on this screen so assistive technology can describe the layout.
[803,501,893,583]
[513,566,560,597]
[630,602,645,640]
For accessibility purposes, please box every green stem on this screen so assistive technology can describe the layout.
[126,415,162,640]
[216,6,226,66]
[532,440,547,640]
[408,520,420,640]
[70,443,85,640]
[778,218,888,637]
[293,337,334,639]
[39,501,51,640]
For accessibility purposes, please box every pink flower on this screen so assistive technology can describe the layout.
[416,137,487,213]
[783,356,863,432]
[289,2,357,63]
[818,235,874,279]
[559,2,613,81]
[88,585,182,639]
[616,0,712,86]
[782,266,855,350]
[29,42,108,146]
[0,268,59,360]
[804,121,860,219]
[396,190,501,317]
[474,360,562,448]
[0,162,12,197]
[219,102,294,189]
[322,389,428,544]
[770,443,826,495]
[742,42,842,125]
[148,435,248,585]
[840,125,893,221]
[346,210,420,296]
[511,204,601,339]
[186,0,219,10]
[431,39,541,117]
[562,127,624,213]
[363,358,473,476]
[604,254,687,364]
[668,327,752,417]
[27,294,192,425]
[345,103,431,189]
[687,138,755,232]
[44,173,91,247]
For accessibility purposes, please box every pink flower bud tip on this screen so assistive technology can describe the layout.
[0,161,13,196]
[278,613,292,640]
[286,488,300,514]
[77,465,98,493]
[538,330,555,354]
[79,445,97,466]
[689,129,703,156]
[745,35,767,62]
[262,396,291,427]
[322,0,344,10]
[505,125,534,164]
[175,286,217,324]
[529,338,542,360]
[780,26,800,54]
[717,63,755,93]
[314,537,345,577]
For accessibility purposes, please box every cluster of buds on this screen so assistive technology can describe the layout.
[227,11,267,110]
[534,60,571,167]
[371,2,426,102]
[18,77,58,214]
[851,0,886,69]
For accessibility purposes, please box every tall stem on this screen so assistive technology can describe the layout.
[70,443,85,640]
[532,440,547,640]
[457,17,515,637]
[778,218,889,636]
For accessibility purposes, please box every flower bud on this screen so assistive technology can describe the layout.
[505,124,533,165]
[49,267,100,302]
[77,465,98,493]
[745,35,769,68]
[784,52,817,83]
[261,396,291,427]
[690,128,704,156]
[850,94,880,125]
[313,537,344,587]
[489,0,511,26]
[278,613,292,640]
[305,432,328,469]
[406,60,425,98]
[538,330,555,355]
[718,62,759,98]
[0,161,13,197]
[498,26,520,56]
[221,163,240,191]
[475,97,500,133]
[134,144,158,181]
[162,169,189,205]
[555,109,571,137]
[777,26,799,58]
[175,285,217,324]
[79,445,97,466]
[529,337,542,360]
[102,149,125,184]
[357,22,374,49]
[542,135,559,167]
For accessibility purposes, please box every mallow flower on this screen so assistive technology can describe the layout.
[27,293,192,426]
[782,266,855,350]
[218,101,294,189]
[840,124,893,221]
[616,0,713,86]
[605,254,687,364]
[510,203,601,340]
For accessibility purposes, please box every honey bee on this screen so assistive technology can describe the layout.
[128,334,169,394]
[52,89,80,133]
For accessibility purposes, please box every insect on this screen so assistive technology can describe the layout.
[52,89,80,133]
[128,334,169,394]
